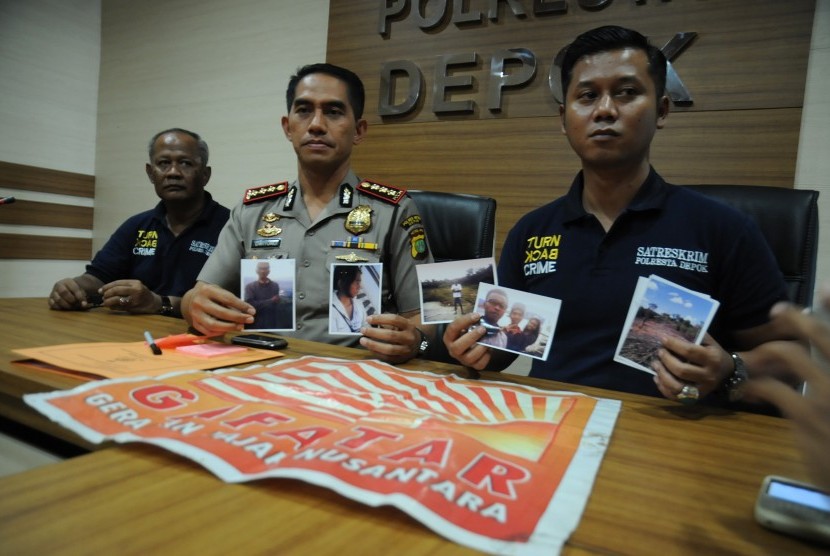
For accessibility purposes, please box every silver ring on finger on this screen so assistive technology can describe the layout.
[119,296,131,306]
[676,384,700,405]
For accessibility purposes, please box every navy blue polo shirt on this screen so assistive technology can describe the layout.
[86,192,230,297]
[497,169,788,398]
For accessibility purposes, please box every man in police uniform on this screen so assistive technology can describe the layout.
[182,63,434,364]
[48,128,229,317]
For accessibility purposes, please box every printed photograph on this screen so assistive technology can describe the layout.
[416,258,497,324]
[240,258,295,331]
[472,283,561,361]
[614,275,720,374]
[329,263,382,335]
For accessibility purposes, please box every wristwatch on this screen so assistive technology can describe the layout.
[724,352,748,402]
[159,295,174,317]
[415,328,430,357]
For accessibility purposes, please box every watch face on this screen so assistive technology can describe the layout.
[728,353,748,402]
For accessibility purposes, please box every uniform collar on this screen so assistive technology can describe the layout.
[153,190,216,224]
[283,170,360,214]
[563,167,667,223]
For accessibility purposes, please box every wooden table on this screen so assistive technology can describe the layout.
[0,298,824,554]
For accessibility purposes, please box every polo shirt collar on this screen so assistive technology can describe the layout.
[562,166,668,224]
[152,190,217,225]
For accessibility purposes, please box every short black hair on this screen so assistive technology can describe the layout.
[334,265,362,295]
[148,128,209,166]
[560,25,667,101]
[286,63,366,120]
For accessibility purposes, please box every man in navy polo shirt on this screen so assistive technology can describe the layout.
[444,26,798,407]
[48,128,230,317]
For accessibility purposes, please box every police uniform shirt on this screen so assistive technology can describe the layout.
[86,191,230,297]
[198,171,432,347]
[497,168,788,400]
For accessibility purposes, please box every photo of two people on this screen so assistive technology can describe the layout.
[240,260,383,335]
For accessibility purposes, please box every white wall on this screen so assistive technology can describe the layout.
[0,0,101,297]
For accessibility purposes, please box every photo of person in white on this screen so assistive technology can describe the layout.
[330,265,367,334]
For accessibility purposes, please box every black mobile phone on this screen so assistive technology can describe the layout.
[230,333,288,350]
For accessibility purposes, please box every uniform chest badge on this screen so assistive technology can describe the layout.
[257,223,282,237]
[336,252,369,263]
[345,205,373,234]
[262,212,279,223]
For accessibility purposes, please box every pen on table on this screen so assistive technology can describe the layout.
[0,196,15,205]
[144,330,162,355]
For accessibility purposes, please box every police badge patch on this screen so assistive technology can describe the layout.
[409,227,428,260]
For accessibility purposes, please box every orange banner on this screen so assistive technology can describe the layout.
[25,356,619,554]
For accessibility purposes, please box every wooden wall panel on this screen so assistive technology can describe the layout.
[0,199,93,230]
[329,1,814,122]
[352,108,801,258]
[0,161,95,198]
[327,1,814,260]
[0,161,95,260]
[0,234,91,261]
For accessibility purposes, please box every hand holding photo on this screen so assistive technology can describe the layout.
[472,283,561,361]
[614,275,720,374]
[415,258,497,324]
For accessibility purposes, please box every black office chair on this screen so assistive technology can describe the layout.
[408,190,497,363]
[408,190,497,262]
[685,185,819,308]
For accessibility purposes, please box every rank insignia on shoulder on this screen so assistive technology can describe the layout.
[243,182,290,205]
[409,227,428,260]
[357,179,406,205]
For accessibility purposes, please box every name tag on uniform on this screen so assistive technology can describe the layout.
[251,238,281,249]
